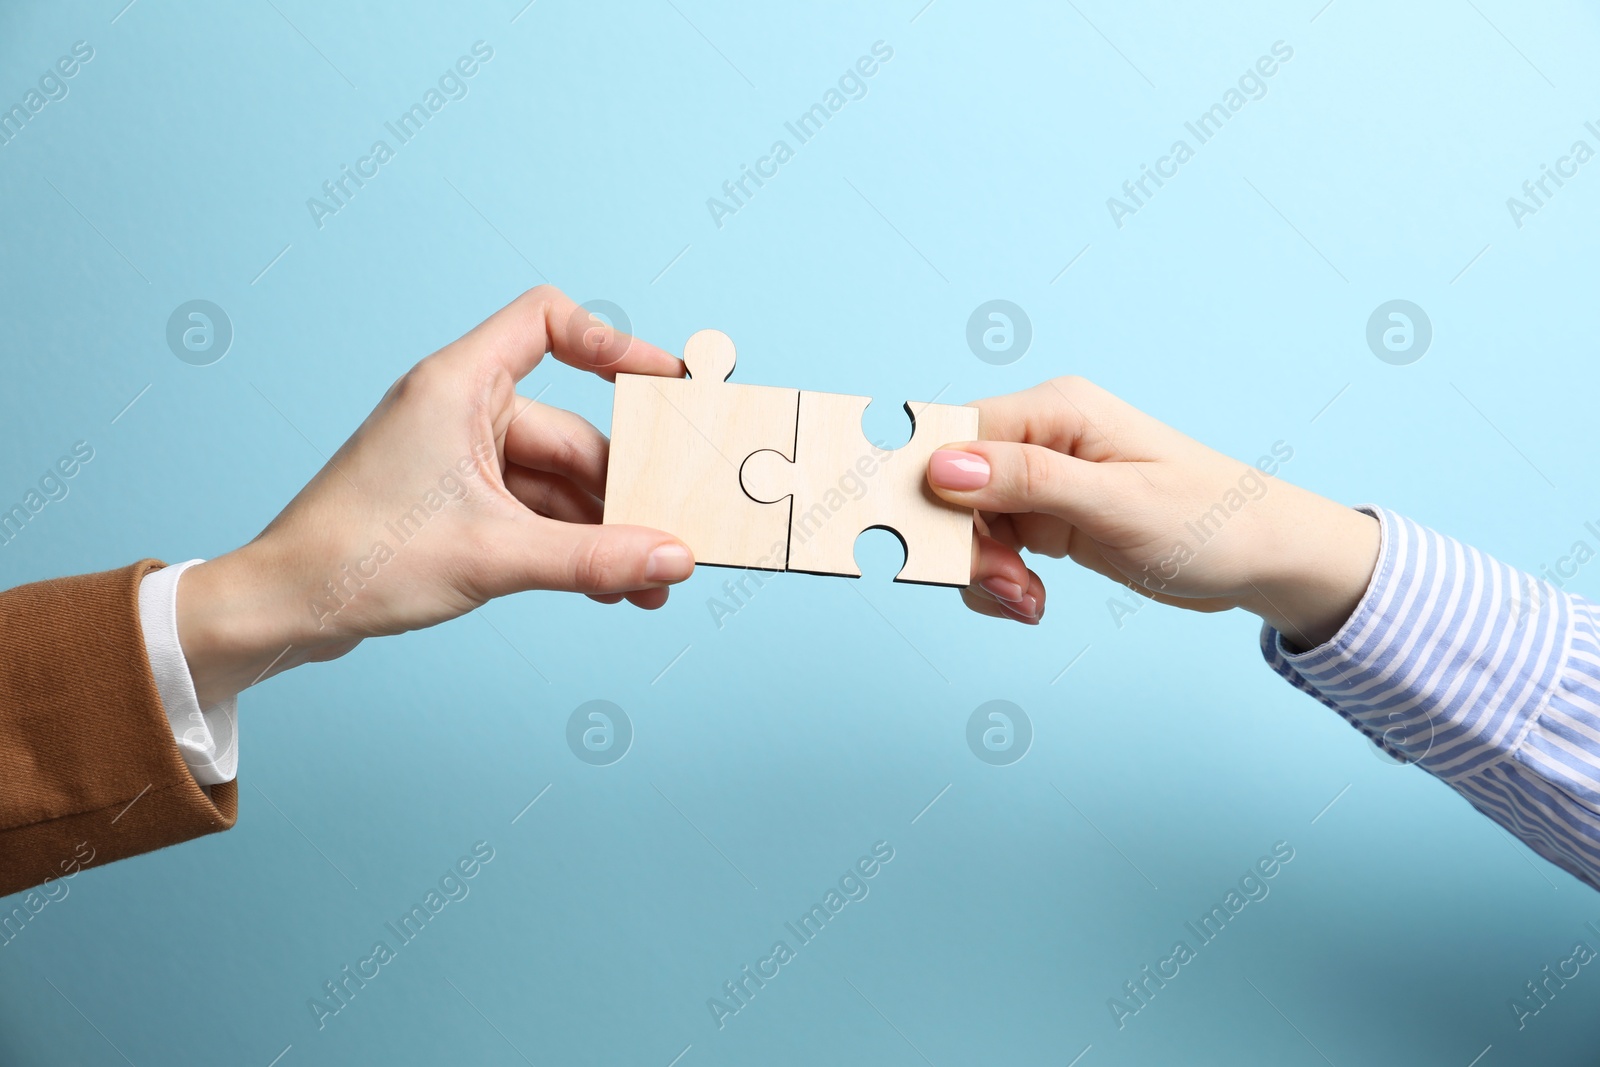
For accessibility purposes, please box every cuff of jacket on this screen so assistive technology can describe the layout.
[0,560,236,898]
[1259,506,1574,782]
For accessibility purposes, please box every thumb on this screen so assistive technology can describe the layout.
[482,516,696,597]
[926,442,1120,525]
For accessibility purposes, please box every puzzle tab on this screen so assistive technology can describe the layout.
[602,330,977,587]
[603,329,797,571]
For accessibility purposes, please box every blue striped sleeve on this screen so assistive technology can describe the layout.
[1260,506,1600,891]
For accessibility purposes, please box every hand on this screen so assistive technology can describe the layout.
[926,376,1379,648]
[175,286,696,706]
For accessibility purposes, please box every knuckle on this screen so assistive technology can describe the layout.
[580,321,616,358]
[1050,374,1093,399]
[1019,446,1060,501]
[515,285,565,331]
[547,428,580,470]
[570,536,627,593]
[387,357,441,402]
[549,429,596,477]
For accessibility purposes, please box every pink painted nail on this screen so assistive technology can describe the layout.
[928,450,990,491]
[980,577,1026,603]
[1007,595,1042,622]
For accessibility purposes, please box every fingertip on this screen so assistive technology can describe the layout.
[530,520,695,598]
[644,542,695,584]
[927,448,991,493]
[971,563,1043,622]
[627,587,671,610]
[970,532,1030,594]
[632,342,687,379]
[997,600,1043,625]
[960,586,1032,624]
[593,334,684,381]
[978,575,1026,603]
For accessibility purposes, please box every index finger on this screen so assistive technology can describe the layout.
[454,285,687,383]
[973,376,1177,463]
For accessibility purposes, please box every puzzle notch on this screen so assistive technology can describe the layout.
[741,392,978,586]
[603,329,797,570]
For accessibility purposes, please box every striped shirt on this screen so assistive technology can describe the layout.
[1262,506,1600,891]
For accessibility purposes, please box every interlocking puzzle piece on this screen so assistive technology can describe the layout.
[603,329,796,570]
[741,392,979,586]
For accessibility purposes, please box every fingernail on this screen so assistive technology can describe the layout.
[1006,595,1042,623]
[928,449,990,491]
[980,577,1026,603]
[646,544,694,582]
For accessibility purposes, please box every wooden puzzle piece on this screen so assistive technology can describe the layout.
[740,392,978,586]
[603,330,797,570]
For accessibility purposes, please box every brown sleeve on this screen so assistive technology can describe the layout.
[0,560,236,897]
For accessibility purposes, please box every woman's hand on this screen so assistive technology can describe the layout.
[175,286,696,706]
[927,376,1379,649]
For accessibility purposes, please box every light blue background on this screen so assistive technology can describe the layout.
[3,0,1600,1063]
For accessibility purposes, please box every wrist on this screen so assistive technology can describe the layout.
[1238,490,1381,652]
[176,538,332,707]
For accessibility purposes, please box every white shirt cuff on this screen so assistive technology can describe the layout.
[137,560,238,785]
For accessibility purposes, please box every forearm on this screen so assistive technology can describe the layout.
[0,562,235,897]
[1260,507,1600,890]
[1235,483,1382,650]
